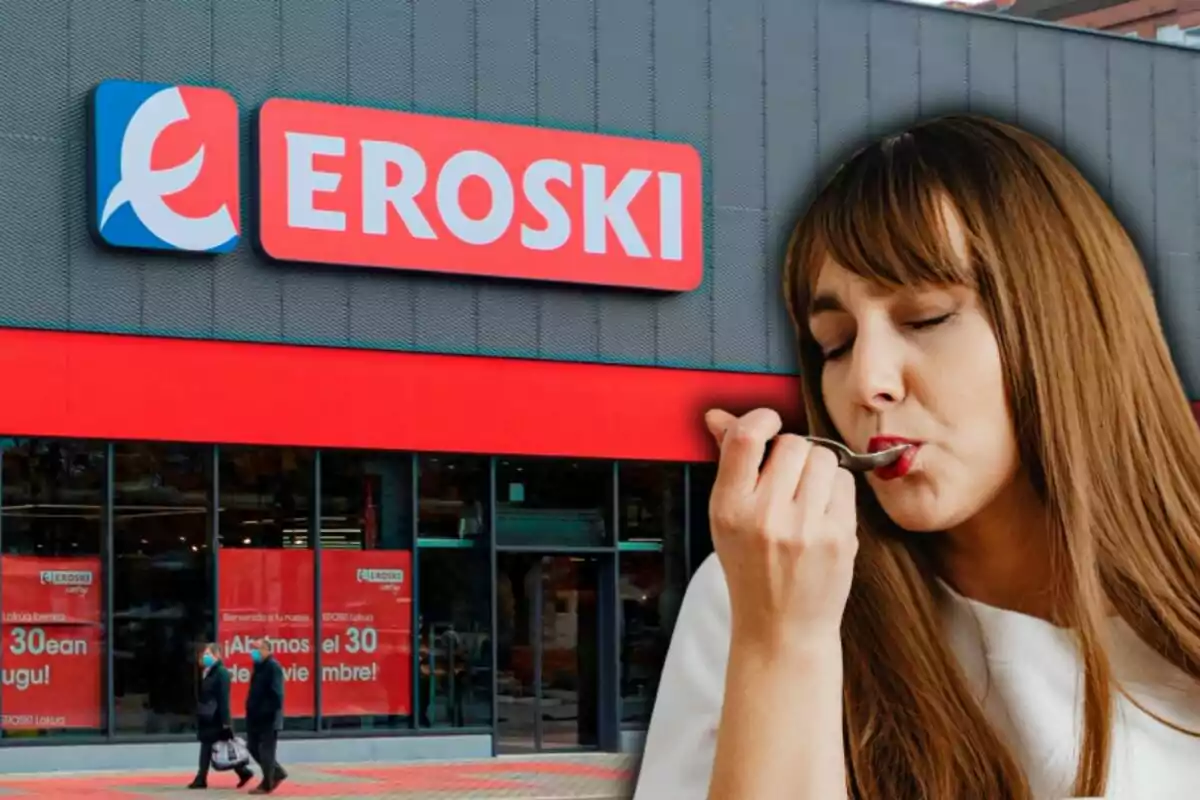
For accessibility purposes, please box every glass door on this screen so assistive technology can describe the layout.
[495,553,600,753]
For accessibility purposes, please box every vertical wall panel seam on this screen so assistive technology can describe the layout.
[533,0,544,358]
[277,0,286,342]
[138,0,148,334]
[1009,20,1017,124]
[345,0,352,101]
[651,0,661,365]
[209,0,217,338]
[966,14,972,112]
[138,0,146,79]
[761,0,769,372]
[592,0,601,359]
[344,0,354,347]
[1015,26,1021,126]
[912,7,920,126]
[1192,53,1200,392]
[472,0,481,354]
[1193,55,1200,296]
[65,0,74,329]
[912,10,921,116]
[1059,30,1067,138]
[408,0,416,112]
[866,1,873,130]
[407,0,418,344]
[1149,54,1158,298]
[706,0,715,368]
[1106,43,1113,202]
[814,0,822,159]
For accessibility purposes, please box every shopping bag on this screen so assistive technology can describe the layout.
[211,737,250,772]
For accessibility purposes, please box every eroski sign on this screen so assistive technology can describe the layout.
[89,81,702,291]
[256,98,703,291]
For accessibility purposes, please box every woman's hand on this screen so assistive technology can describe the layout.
[701,407,857,799]
[705,407,858,653]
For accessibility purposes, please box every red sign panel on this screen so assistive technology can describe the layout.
[217,548,412,719]
[257,98,703,291]
[320,550,412,718]
[1,556,103,730]
[218,548,316,718]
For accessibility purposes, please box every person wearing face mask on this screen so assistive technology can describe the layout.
[189,643,254,790]
[633,115,1200,800]
[244,638,288,795]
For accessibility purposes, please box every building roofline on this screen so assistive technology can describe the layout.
[876,0,1199,56]
[1004,1,1131,19]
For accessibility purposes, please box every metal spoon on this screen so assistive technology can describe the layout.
[804,436,911,473]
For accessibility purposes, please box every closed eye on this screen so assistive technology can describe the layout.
[820,313,955,361]
[907,312,955,330]
[821,340,852,361]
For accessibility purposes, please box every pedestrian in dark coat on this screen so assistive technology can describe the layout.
[244,638,289,795]
[189,643,254,790]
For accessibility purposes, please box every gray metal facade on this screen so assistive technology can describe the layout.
[2,0,1200,392]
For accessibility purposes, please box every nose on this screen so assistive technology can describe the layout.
[846,324,906,412]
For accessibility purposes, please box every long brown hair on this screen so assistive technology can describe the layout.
[783,114,1200,799]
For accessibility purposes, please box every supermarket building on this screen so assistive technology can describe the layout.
[3,0,1200,774]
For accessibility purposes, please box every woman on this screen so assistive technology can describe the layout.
[189,643,254,790]
[633,115,1200,800]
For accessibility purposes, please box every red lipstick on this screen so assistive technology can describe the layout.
[867,436,921,481]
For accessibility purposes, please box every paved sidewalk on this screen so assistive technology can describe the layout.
[0,753,639,799]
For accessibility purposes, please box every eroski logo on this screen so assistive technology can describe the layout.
[356,568,405,585]
[90,79,240,253]
[39,570,94,586]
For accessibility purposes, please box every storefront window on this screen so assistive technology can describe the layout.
[494,458,611,547]
[417,548,492,729]
[319,451,414,731]
[688,462,717,574]
[0,437,714,744]
[417,454,487,543]
[620,553,672,727]
[618,462,685,545]
[217,446,316,731]
[0,439,106,739]
[112,442,214,735]
[617,462,686,728]
[416,455,491,730]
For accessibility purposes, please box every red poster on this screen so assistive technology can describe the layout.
[218,549,315,718]
[1,555,103,730]
[319,550,413,718]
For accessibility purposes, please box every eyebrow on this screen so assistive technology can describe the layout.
[808,292,845,316]
[809,281,935,317]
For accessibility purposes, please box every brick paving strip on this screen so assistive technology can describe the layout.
[0,753,640,799]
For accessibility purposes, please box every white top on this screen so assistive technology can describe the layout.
[633,554,1200,800]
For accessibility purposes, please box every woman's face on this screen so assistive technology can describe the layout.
[807,240,1021,533]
